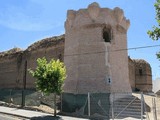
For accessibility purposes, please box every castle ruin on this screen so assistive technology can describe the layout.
[64,2,132,94]
[0,3,152,115]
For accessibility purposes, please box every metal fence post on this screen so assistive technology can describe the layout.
[143,96,150,120]
[61,93,62,112]
[152,98,155,120]
[152,98,157,120]
[111,93,114,120]
[154,98,157,120]
[88,92,90,117]
[22,60,27,108]
[141,92,143,120]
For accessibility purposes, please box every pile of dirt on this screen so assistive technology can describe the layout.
[25,105,55,114]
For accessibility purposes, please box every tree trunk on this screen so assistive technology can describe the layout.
[54,93,57,117]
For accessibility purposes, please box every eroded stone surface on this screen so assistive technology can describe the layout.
[0,3,152,93]
[64,2,132,94]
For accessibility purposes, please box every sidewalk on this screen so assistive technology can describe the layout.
[0,106,88,120]
[0,106,143,120]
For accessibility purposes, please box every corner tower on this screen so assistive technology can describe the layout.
[64,3,132,94]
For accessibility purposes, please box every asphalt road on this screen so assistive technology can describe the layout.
[0,113,29,120]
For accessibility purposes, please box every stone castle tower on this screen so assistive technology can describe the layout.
[64,2,132,94]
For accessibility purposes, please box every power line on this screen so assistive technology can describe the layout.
[64,44,160,57]
[114,44,160,52]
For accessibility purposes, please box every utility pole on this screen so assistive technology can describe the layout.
[21,60,27,108]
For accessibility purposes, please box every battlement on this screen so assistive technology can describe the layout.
[65,2,130,31]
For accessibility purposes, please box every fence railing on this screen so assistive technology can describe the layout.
[0,89,160,120]
[61,92,148,119]
[151,95,160,120]
[0,88,58,109]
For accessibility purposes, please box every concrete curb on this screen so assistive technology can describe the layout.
[0,106,54,119]
[0,111,31,119]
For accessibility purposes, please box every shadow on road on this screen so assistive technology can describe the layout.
[30,116,62,120]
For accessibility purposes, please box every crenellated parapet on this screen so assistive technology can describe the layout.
[65,2,130,32]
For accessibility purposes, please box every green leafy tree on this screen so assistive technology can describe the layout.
[148,0,160,59]
[28,57,66,116]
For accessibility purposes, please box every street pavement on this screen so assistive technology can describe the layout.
[0,113,23,120]
[0,106,88,120]
[0,106,143,120]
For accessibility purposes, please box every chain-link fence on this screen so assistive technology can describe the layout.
[0,88,58,109]
[150,95,160,120]
[61,92,152,119]
[133,92,160,120]
[1,89,159,119]
[156,95,160,120]
[111,93,150,120]
[61,92,110,119]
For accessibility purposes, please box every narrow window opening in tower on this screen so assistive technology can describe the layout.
[139,69,142,76]
[103,27,111,42]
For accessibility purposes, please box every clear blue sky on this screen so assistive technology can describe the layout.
[0,0,159,79]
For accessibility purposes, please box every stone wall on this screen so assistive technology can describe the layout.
[128,58,152,92]
[0,34,152,92]
[0,49,23,88]
[133,59,152,92]
[128,57,136,91]
[0,35,64,88]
